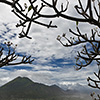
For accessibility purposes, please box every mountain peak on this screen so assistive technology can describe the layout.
[1,76,34,90]
[0,77,93,100]
[15,76,30,80]
[0,76,66,100]
[15,76,33,82]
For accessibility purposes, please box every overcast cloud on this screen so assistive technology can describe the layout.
[0,0,98,89]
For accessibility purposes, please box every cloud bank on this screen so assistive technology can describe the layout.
[0,0,98,90]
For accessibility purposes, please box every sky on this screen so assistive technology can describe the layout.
[0,0,99,90]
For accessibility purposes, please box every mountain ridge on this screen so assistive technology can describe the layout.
[0,76,94,100]
[0,76,66,100]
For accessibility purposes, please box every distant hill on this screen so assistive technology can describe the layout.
[0,76,66,100]
[0,76,93,100]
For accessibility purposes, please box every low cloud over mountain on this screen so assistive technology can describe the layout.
[0,76,95,100]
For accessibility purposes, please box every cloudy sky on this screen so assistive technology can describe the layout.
[0,0,98,89]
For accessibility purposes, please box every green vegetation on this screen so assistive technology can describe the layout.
[0,77,91,100]
[0,77,65,100]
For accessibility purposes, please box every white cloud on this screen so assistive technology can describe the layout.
[0,0,98,90]
[0,63,97,87]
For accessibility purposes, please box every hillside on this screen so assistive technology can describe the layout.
[0,76,66,100]
[0,76,93,100]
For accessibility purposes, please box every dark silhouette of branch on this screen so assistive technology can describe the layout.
[0,42,34,68]
[0,0,13,6]
[57,26,100,70]
[1,0,100,39]
[87,70,100,100]
[87,71,100,89]
[2,1,100,98]
[0,0,58,39]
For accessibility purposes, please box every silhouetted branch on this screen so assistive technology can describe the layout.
[2,1,100,99]
[0,42,34,68]
[57,26,100,69]
[2,0,100,39]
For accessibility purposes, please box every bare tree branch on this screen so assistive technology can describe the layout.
[2,0,100,39]
[0,42,34,68]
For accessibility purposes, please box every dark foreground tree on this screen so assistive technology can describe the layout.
[0,0,35,68]
[1,0,100,99]
[0,41,34,68]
